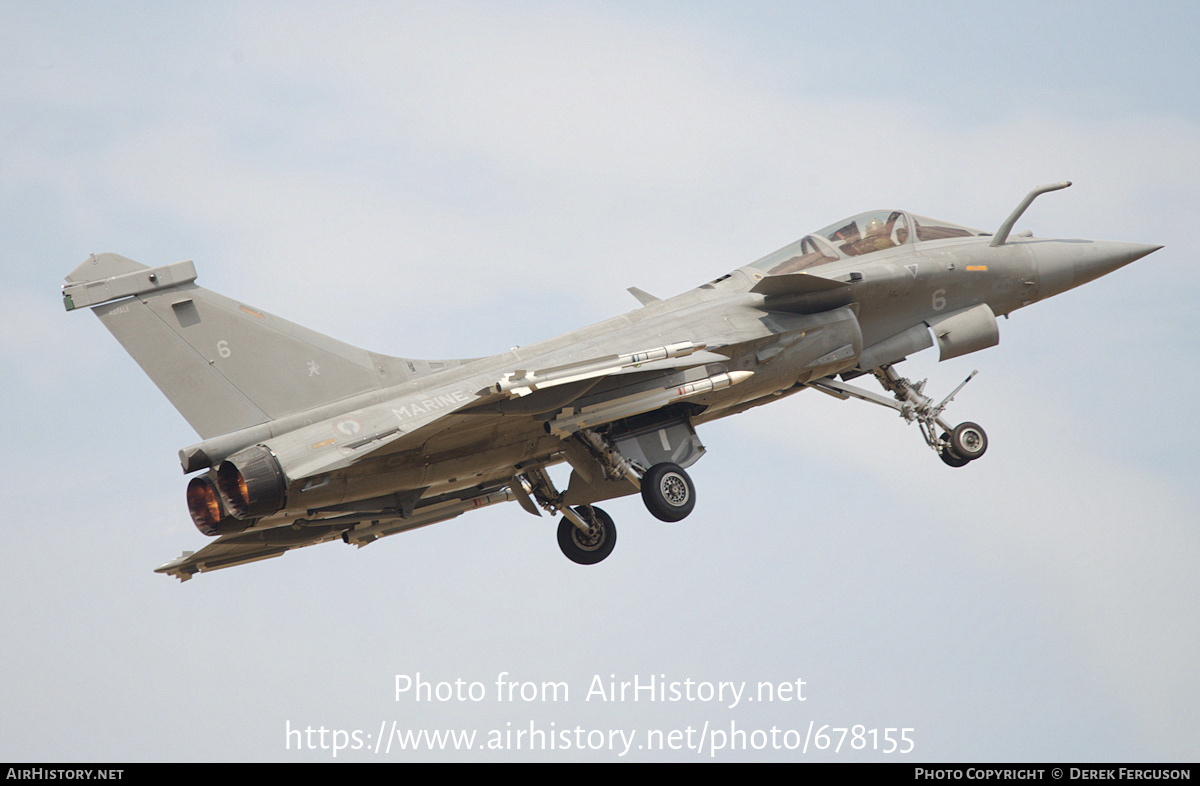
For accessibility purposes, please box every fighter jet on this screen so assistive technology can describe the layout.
[63,182,1159,581]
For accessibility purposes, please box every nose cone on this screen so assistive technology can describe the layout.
[1034,240,1162,301]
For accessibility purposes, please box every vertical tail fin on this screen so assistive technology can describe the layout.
[65,254,428,439]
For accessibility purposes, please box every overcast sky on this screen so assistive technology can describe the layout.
[2,0,1198,762]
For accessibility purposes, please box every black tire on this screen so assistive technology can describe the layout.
[939,448,970,467]
[950,422,988,462]
[641,462,696,522]
[938,432,970,467]
[557,506,616,565]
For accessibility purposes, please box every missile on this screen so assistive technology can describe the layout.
[496,341,708,396]
[548,370,753,436]
[343,488,516,546]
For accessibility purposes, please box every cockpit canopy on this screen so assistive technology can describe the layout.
[747,211,988,276]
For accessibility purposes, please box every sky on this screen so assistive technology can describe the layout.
[2,0,1198,763]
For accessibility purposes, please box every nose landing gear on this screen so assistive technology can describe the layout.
[809,364,988,467]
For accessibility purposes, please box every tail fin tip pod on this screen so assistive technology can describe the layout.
[63,254,193,311]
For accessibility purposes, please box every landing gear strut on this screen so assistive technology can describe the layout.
[809,364,988,466]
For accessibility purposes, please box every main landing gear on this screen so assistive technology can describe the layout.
[556,506,616,565]
[809,364,988,467]
[516,467,616,565]
[640,462,696,522]
[517,436,699,565]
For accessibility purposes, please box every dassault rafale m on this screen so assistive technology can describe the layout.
[63,182,1159,581]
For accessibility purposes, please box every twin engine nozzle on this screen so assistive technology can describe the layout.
[185,446,287,536]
